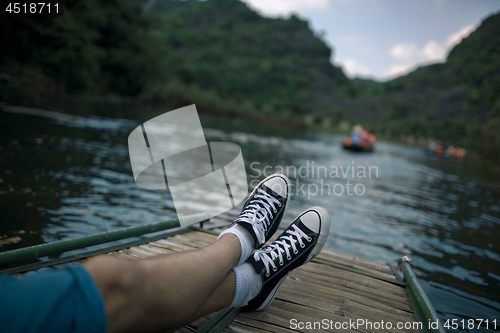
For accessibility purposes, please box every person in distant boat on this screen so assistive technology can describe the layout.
[427,140,465,159]
[1,173,330,333]
[367,129,377,145]
[430,140,445,156]
[350,124,363,145]
[352,124,363,133]
[342,125,376,151]
[445,146,467,160]
[359,129,376,149]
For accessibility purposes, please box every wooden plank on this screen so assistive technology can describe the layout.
[263,305,393,333]
[279,279,414,313]
[233,315,298,333]
[299,262,402,288]
[172,234,214,248]
[340,301,419,333]
[168,237,207,249]
[322,298,416,333]
[127,245,167,257]
[239,307,323,333]
[122,248,150,259]
[342,299,417,323]
[268,299,355,330]
[223,322,271,333]
[186,232,218,244]
[289,269,411,305]
[274,286,415,332]
[171,234,214,247]
[315,260,398,281]
[317,251,394,277]
[110,250,141,260]
[262,305,336,332]
[274,286,343,314]
[271,298,337,317]
[293,263,408,297]
[140,244,176,255]
[150,238,197,252]
[249,304,371,333]
[95,230,419,333]
[188,230,218,241]
[318,249,393,272]
[280,278,413,313]
[315,254,389,273]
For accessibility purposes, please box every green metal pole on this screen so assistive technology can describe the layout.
[0,213,208,267]
[398,256,446,333]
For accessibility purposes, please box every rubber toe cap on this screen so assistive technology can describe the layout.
[263,175,289,198]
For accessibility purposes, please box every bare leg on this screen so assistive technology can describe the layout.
[84,234,240,333]
[184,270,236,323]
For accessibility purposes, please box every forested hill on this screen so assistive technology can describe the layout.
[361,12,500,123]
[144,0,353,115]
[344,13,500,161]
[1,0,499,162]
[0,0,352,117]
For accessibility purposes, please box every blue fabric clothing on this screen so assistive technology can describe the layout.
[0,264,106,333]
[350,132,362,145]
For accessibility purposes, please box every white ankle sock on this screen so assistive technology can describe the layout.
[218,224,254,265]
[229,262,263,308]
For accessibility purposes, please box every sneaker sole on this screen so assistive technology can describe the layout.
[305,206,330,262]
[253,271,291,311]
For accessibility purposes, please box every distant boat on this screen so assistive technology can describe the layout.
[342,128,376,152]
[427,140,445,156]
[427,140,466,160]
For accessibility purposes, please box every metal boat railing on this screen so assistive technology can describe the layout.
[398,256,446,333]
[0,213,209,269]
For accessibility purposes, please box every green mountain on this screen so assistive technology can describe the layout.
[0,0,352,118]
[339,13,500,160]
[1,0,499,162]
[141,0,352,116]
[0,0,161,96]
[366,12,500,123]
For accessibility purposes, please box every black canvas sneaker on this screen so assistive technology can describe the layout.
[231,173,291,249]
[242,206,331,311]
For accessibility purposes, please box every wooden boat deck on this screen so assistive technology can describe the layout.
[12,206,420,332]
[104,207,419,333]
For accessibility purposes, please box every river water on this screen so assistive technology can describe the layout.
[0,107,499,331]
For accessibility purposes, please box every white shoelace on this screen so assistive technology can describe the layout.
[237,189,282,244]
[253,224,312,277]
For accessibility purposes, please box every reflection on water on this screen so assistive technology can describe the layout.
[1,108,499,330]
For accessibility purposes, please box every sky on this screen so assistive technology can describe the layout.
[240,0,500,81]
